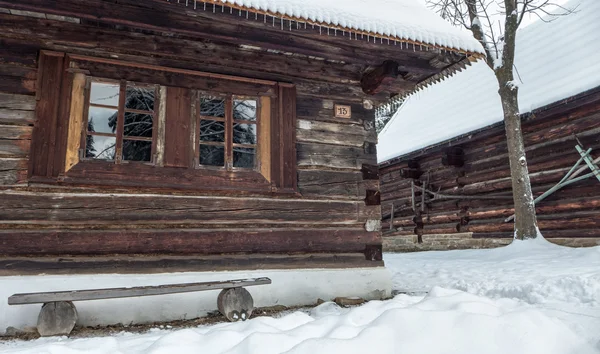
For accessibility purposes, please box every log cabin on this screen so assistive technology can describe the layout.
[0,0,483,332]
[378,0,600,252]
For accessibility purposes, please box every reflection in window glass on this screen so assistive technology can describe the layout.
[233,99,257,121]
[200,96,225,118]
[199,145,225,167]
[85,135,116,160]
[200,120,225,143]
[233,123,257,145]
[123,140,152,162]
[233,147,255,168]
[88,107,118,134]
[90,82,120,107]
[126,86,155,111]
[124,112,153,138]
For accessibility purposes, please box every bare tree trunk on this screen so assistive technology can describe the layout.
[498,81,539,240]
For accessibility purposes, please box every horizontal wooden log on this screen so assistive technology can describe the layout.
[298,170,361,199]
[296,119,376,147]
[297,143,375,170]
[0,38,38,68]
[0,108,35,125]
[0,253,383,276]
[0,191,366,224]
[0,125,32,139]
[420,222,459,235]
[0,157,28,185]
[0,228,381,256]
[0,92,36,110]
[465,197,600,220]
[0,138,30,157]
[0,74,36,95]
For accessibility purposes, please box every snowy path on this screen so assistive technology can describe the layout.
[1,238,599,354]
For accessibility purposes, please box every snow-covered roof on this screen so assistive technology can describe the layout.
[378,0,600,163]
[182,0,484,55]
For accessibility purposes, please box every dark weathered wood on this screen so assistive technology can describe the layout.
[379,89,600,246]
[0,228,379,256]
[218,287,254,322]
[0,138,30,157]
[298,170,361,198]
[9,277,271,305]
[0,92,36,110]
[280,84,297,190]
[164,86,192,168]
[37,301,78,337]
[0,253,383,276]
[296,119,376,147]
[29,52,65,178]
[0,191,365,224]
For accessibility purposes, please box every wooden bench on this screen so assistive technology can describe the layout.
[8,277,271,336]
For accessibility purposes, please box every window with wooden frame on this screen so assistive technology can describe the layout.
[30,52,297,194]
[197,94,258,170]
[82,79,158,164]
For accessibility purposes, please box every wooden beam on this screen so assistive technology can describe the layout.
[361,60,402,95]
[9,277,272,305]
[0,253,384,276]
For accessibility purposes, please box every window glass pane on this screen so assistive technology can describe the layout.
[200,96,225,118]
[88,107,118,134]
[199,145,225,167]
[123,140,152,162]
[233,147,255,168]
[126,86,155,111]
[90,82,120,107]
[233,123,257,145]
[200,120,225,143]
[85,135,116,160]
[124,112,153,138]
[233,99,257,121]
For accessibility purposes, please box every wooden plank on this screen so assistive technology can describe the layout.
[0,139,29,157]
[0,38,38,68]
[0,191,362,224]
[0,92,36,110]
[0,109,35,124]
[0,157,27,185]
[164,86,192,168]
[259,96,272,181]
[297,143,376,170]
[8,277,272,305]
[298,170,361,198]
[0,75,36,96]
[0,228,380,256]
[0,253,383,276]
[29,51,65,178]
[279,84,297,190]
[64,73,85,172]
[296,119,376,147]
[0,125,32,139]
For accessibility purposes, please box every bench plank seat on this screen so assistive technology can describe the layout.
[8,277,271,305]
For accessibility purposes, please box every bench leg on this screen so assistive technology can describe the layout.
[37,301,78,337]
[217,287,254,322]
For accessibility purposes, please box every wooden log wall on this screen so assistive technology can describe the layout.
[380,88,600,251]
[0,5,385,273]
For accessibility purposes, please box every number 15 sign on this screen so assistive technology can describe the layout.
[334,104,352,119]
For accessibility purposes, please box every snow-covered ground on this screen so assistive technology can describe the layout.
[1,237,599,354]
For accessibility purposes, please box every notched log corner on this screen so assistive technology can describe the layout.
[364,244,383,261]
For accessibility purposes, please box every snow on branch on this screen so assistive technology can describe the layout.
[426,0,576,71]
